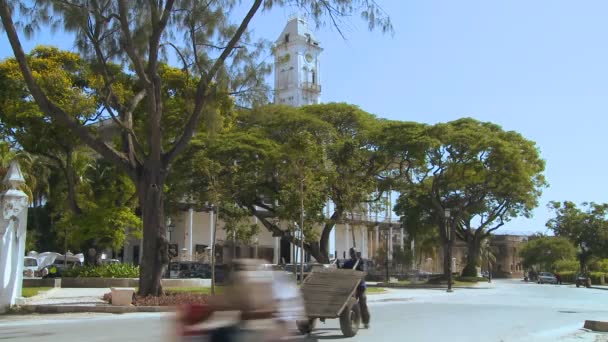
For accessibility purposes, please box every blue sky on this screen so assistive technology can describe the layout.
[2,0,608,235]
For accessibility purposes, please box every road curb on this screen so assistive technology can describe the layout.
[584,320,608,332]
[18,304,175,314]
[369,283,493,290]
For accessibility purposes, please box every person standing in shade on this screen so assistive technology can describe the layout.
[341,247,370,328]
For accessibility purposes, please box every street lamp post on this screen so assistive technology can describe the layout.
[166,218,174,243]
[445,208,453,293]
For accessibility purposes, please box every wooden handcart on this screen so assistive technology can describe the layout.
[296,267,366,337]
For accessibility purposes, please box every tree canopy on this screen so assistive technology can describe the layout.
[546,201,608,271]
[519,235,576,271]
[394,118,546,276]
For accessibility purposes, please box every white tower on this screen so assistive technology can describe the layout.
[274,16,322,107]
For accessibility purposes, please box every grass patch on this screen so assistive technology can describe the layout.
[366,287,387,295]
[22,287,52,298]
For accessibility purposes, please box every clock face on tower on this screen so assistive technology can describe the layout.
[305,52,314,64]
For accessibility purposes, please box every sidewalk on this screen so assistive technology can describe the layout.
[369,280,496,290]
[25,288,109,306]
[16,288,171,314]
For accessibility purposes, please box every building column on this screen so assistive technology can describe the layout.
[273,237,280,264]
[346,223,350,254]
[361,227,366,258]
[375,226,379,257]
[400,227,405,249]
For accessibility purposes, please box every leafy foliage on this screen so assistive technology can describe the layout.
[546,201,608,270]
[394,118,546,276]
[63,263,140,278]
[519,235,576,271]
[553,259,579,272]
[0,0,392,295]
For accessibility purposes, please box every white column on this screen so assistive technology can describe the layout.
[345,223,350,255]
[273,237,280,264]
[188,208,194,261]
[400,227,405,249]
[375,226,379,257]
[361,227,366,258]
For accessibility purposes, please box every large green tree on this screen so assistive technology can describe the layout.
[394,118,546,277]
[519,235,576,272]
[169,103,395,263]
[0,0,391,295]
[546,201,608,272]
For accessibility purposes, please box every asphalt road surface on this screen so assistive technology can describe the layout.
[1,280,607,342]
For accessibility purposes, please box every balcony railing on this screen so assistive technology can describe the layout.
[301,82,321,93]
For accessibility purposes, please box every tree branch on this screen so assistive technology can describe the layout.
[0,0,135,178]
[164,0,263,165]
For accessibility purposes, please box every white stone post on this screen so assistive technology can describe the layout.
[0,162,29,313]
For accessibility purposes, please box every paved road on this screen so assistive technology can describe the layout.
[1,280,607,342]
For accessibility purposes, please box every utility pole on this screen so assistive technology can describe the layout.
[445,209,453,293]
[211,204,218,295]
[300,176,305,284]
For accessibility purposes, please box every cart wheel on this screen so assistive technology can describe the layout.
[296,318,317,335]
[339,299,361,337]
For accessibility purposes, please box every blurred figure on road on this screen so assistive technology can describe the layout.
[340,248,370,328]
[175,258,305,342]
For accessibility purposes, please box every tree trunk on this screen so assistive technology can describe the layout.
[462,236,480,277]
[319,210,341,263]
[136,166,169,296]
[63,150,82,215]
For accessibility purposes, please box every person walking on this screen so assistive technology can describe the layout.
[341,247,370,328]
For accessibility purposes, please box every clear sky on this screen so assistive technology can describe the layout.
[2,0,608,235]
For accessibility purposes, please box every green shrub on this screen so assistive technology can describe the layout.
[63,263,139,278]
[590,259,608,273]
[554,259,579,272]
[558,271,576,283]
[589,272,606,285]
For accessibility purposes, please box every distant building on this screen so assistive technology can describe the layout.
[430,234,528,278]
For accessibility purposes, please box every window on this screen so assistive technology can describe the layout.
[284,34,290,43]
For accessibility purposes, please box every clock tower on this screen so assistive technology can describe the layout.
[274,16,322,107]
